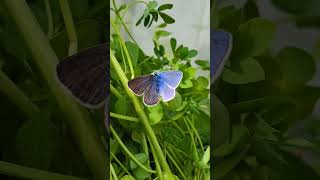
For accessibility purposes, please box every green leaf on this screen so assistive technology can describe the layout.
[195,60,210,70]
[147,104,163,125]
[276,47,315,86]
[125,41,140,67]
[120,175,135,180]
[213,125,250,157]
[235,18,276,56]
[130,153,149,170]
[187,49,198,58]
[159,12,175,24]
[136,15,144,26]
[183,67,196,80]
[170,38,177,52]
[147,1,158,11]
[223,58,265,84]
[155,30,171,39]
[144,15,151,27]
[16,112,58,170]
[158,4,173,11]
[165,92,182,111]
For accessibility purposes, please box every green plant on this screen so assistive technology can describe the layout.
[212,0,320,179]
[110,1,210,179]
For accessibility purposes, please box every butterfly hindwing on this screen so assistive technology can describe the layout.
[158,71,183,88]
[56,43,109,108]
[159,82,175,102]
[211,30,232,84]
[128,75,152,96]
[143,78,160,106]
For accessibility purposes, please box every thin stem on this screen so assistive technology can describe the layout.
[184,117,199,162]
[110,125,156,174]
[187,116,205,153]
[43,0,53,38]
[111,152,132,176]
[0,70,39,119]
[110,163,118,180]
[0,161,87,180]
[166,152,187,180]
[149,137,164,180]
[3,1,107,179]
[110,84,122,99]
[110,51,171,173]
[110,112,139,122]
[59,0,78,55]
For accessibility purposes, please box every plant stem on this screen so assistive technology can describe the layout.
[110,84,122,99]
[111,152,132,176]
[59,0,78,55]
[110,112,139,122]
[149,137,163,180]
[0,70,39,119]
[3,1,107,179]
[0,161,87,180]
[110,51,171,173]
[43,0,53,38]
[110,163,118,180]
[166,152,187,180]
[110,125,156,174]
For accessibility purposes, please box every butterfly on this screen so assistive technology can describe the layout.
[56,43,109,128]
[211,29,233,84]
[128,71,183,106]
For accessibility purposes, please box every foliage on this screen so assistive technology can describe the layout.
[212,0,320,179]
[110,1,210,180]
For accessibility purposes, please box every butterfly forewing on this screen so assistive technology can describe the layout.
[158,71,183,88]
[56,43,109,108]
[128,75,153,96]
[143,78,160,106]
[211,30,232,84]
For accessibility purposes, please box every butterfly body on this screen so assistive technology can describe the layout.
[128,71,183,106]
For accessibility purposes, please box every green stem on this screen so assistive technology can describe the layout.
[166,152,187,180]
[111,152,132,176]
[3,1,107,179]
[0,70,39,119]
[110,51,171,173]
[110,84,122,99]
[59,0,78,55]
[187,116,204,153]
[149,137,163,180]
[110,112,139,122]
[110,163,118,180]
[184,117,199,162]
[110,125,156,174]
[43,0,53,38]
[0,161,87,180]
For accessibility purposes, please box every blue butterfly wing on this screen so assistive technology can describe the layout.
[211,29,232,84]
[143,78,160,106]
[158,71,183,88]
[128,75,152,96]
[159,82,175,101]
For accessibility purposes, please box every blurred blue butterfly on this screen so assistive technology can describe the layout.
[128,71,183,106]
[211,29,233,84]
